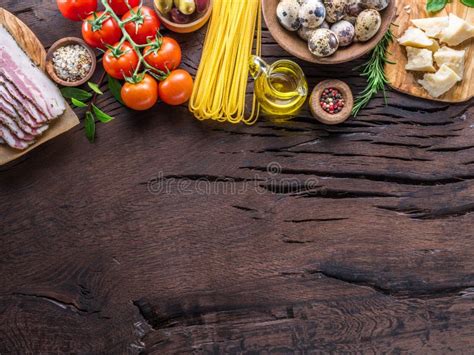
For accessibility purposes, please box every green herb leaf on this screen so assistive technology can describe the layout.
[88,82,104,95]
[92,104,114,123]
[426,0,448,13]
[107,75,124,105]
[461,0,474,7]
[85,111,96,143]
[352,29,394,117]
[71,98,88,108]
[60,87,93,101]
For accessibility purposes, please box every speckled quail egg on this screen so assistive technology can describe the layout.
[330,20,355,46]
[343,0,363,24]
[299,0,326,29]
[324,0,347,23]
[360,0,389,11]
[355,9,381,41]
[319,21,330,29]
[298,26,316,41]
[308,28,339,57]
[277,0,301,31]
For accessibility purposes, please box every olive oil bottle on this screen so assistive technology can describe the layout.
[249,56,308,119]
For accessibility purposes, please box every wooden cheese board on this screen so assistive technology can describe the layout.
[0,7,79,165]
[385,2,473,103]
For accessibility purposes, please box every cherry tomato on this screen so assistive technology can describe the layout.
[144,37,182,72]
[107,0,140,15]
[103,42,139,80]
[121,74,159,111]
[122,6,161,45]
[57,0,97,21]
[158,69,194,106]
[82,12,122,50]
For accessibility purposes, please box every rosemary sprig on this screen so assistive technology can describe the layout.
[351,29,395,117]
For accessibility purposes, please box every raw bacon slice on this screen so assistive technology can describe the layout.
[0,106,48,137]
[0,124,32,150]
[0,82,45,127]
[0,25,65,119]
[0,109,35,141]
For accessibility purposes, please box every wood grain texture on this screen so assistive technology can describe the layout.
[0,7,79,165]
[386,1,473,102]
[0,0,473,353]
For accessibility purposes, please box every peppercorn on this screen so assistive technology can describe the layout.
[320,88,345,114]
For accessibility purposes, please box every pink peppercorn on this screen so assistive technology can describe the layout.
[320,88,345,114]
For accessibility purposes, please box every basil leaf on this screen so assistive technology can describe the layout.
[85,111,96,143]
[426,0,448,13]
[461,0,474,7]
[107,75,124,105]
[88,82,104,95]
[71,98,88,108]
[92,104,114,123]
[60,87,92,101]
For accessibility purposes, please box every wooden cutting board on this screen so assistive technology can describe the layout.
[385,2,473,103]
[0,7,79,165]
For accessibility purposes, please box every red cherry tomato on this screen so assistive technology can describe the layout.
[144,37,182,72]
[57,0,97,21]
[121,74,159,111]
[158,69,194,106]
[122,6,161,45]
[103,42,140,80]
[82,12,122,50]
[107,0,141,15]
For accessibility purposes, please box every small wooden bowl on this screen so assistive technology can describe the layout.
[310,80,353,125]
[154,0,213,33]
[262,0,396,64]
[46,37,96,87]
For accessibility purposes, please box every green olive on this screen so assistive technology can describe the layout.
[178,0,196,15]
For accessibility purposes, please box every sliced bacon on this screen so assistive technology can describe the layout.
[0,123,32,150]
[0,25,65,119]
[0,106,48,137]
[0,82,45,127]
[0,75,49,123]
[0,109,35,141]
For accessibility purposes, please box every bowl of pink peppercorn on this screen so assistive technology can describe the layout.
[309,79,353,125]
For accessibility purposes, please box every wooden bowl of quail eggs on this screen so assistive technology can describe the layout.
[262,0,396,64]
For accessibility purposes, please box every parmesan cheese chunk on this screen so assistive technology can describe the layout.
[439,14,474,46]
[411,17,449,38]
[398,27,434,48]
[405,47,435,72]
[434,46,465,78]
[418,64,461,98]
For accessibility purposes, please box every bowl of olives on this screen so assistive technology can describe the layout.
[154,0,213,33]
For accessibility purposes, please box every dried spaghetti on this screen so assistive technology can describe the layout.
[189,0,262,125]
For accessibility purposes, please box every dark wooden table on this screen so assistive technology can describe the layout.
[1,1,474,353]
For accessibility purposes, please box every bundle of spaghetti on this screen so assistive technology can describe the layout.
[189,0,262,125]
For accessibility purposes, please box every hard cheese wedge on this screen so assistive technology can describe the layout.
[418,64,461,98]
[411,17,449,39]
[434,46,465,78]
[398,27,434,48]
[405,47,436,72]
[439,13,474,46]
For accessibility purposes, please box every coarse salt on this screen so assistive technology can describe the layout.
[52,44,92,82]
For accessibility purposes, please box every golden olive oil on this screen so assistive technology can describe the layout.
[250,57,308,119]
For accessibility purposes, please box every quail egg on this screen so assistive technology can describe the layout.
[355,9,381,41]
[319,20,330,29]
[277,0,301,31]
[360,0,389,11]
[298,26,317,41]
[330,20,355,46]
[299,0,326,29]
[343,0,363,24]
[308,28,339,57]
[324,0,347,23]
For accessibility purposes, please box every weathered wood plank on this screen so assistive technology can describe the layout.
[0,0,473,353]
